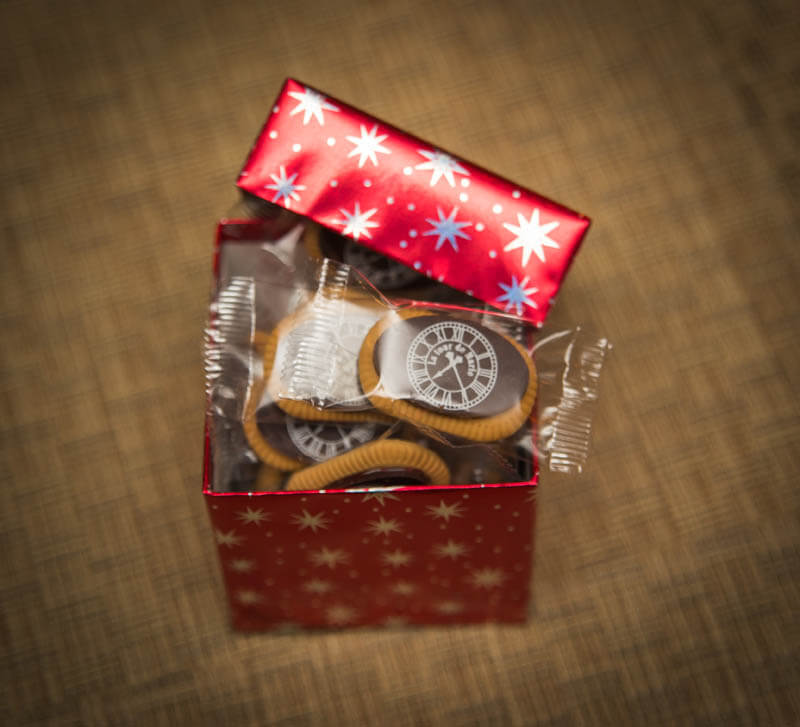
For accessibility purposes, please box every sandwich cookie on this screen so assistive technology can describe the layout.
[358,310,537,442]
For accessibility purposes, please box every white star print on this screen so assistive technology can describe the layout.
[503,208,560,266]
[433,539,469,560]
[287,86,339,125]
[361,492,401,507]
[326,604,358,625]
[303,578,333,594]
[235,589,263,605]
[291,509,331,534]
[215,529,243,548]
[381,549,413,567]
[332,202,379,240]
[310,547,350,569]
[469,567,506,589]
[384,616,409,627]
[264,165,306,208]
[391,581,417,595]
[422,206,472,252]
[425,500,466,523]
[236,507,270,526]
[435,600,464,614]
[345,124,391,167]
[415,148,469,187]
[367,517,403,537]
[496,275,539,316]
[228,558,256,573]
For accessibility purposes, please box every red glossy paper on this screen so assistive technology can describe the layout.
[238,79,590,326]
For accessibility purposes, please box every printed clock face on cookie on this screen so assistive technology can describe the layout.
[406,320,498,412]
[286,418,378,462]
[371,314,531,419]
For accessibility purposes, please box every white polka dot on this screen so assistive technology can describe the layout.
[292,143,302,152]
[475,222,485,232]
[466,290,474,296]
[437,274,445,282]
[363,179,372,187]
[494,504,501,510]
[407,203,415,211]
[459,192,469,202]
[399,240,408,248]
[489,250,497,258]
[268,130,278,139]
[492,203,502,214]
[414,261,422,269]
[403,166,413,175]
[409,229,417,238]
[461,178,470,188]
[512,189,521,199]
[507,525,515,532]
[273,105,280,113]
[386,196,395,204]
[330,179,338,187]
[327,137,336,146]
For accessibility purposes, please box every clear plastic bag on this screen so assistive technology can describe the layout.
[205,217,610,492]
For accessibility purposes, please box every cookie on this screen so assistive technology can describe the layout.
[285,439,450,491]
[358,310,537,442]
[262,296,392,422]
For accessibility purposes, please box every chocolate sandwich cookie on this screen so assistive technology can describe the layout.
[243,395,388,471]
[358,310,537,442]
[305,225,425,291]
[285,439,450,491]
[262,296,392,422]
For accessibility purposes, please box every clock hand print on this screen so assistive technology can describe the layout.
[432,351,464,380]
[406,320,498,412]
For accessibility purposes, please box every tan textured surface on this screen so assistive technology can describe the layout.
[2,0,799,724]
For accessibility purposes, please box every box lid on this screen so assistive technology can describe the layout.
[238,79,590,326]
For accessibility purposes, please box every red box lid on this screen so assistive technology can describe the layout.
[238,79,590,326]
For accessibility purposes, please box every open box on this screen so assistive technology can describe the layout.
[203,80,593,630]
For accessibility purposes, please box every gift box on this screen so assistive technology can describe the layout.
[204,80,591,630]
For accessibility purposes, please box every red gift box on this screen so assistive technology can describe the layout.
[205,81,589,630]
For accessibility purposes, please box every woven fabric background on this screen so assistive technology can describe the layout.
[2,0,798,724]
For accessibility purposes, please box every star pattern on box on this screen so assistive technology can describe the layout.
[215,529,243,548]
[331,202,379,240]
[503,208,561,266]
[497,275,538,316]
[228,558,256,573]
[239,80,590,326]
[366,517,403,537]
[361,492,401,507]
[381,549,413,567]
[346,124,391,168]
[326,604,358,625]
[236,507,270,526]
[415,148,470,187]
[236,589,263,605]
[423,206,472,252]
[433,539,468,560]
[425,500,465,523]
[392,581,417,595]
[310,546,350,569]
[291,509,331,534]
[287,86,339,125]
[264,165,306,208]
[303,578,333,594]
[469,567,506,589]
[208,486,535,630]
